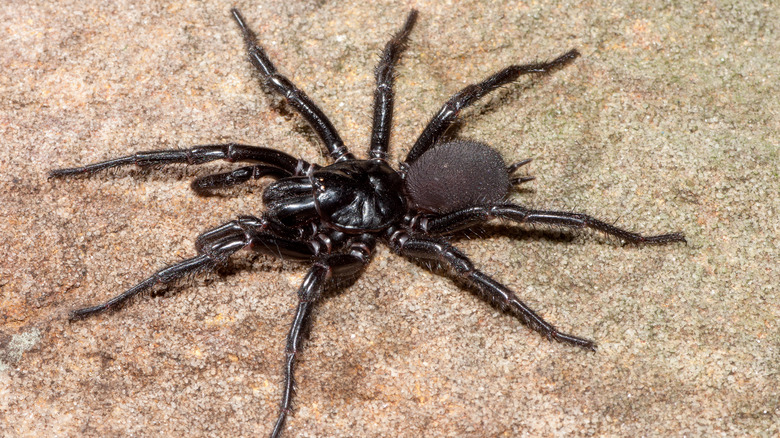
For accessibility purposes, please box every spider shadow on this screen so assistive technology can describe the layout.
[394,223,606,333]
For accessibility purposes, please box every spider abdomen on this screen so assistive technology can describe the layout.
[404,140,510,213]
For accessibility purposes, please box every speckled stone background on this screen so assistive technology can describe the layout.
[1,1,777,437]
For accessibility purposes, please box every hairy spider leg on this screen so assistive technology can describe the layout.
[69,216,317,320]
[405,49,580,164]
[49,143,308,178]
[272,239,374,438]
[231,8,352,163]
[369,10,418,160]
[388,231,596,350]
[418,203,687,244]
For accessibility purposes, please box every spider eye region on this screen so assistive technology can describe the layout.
[312,160,407,232]
[405,140,510,214]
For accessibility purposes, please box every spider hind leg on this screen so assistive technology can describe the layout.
[389,231,596,350]
[420,203,687,244]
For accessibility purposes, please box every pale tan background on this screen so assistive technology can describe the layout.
[1,0,777,437]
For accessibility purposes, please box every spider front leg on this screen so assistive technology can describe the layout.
[49,143,308,178]
[69,216,316,320]
[388,230,595,350]
[418,204,686,244]
[271,238,374,438]
[405,49,580,163]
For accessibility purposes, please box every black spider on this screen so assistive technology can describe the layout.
[50,8,686,437]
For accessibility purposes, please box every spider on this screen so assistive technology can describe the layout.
[50,8,686,437]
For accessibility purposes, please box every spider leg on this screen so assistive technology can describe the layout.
[69,216,316,320]
[417,204,686,244]
[272,238,373,438]
[369,10,418,160]
[388,230,595,350]
[405,49,579,163]
[230,8,352,163]
[49,143,308,178]
[191,165,291,194]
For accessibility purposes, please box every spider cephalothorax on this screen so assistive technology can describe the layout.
[51,8,685,438]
